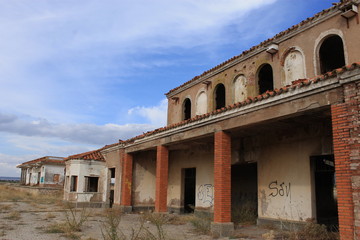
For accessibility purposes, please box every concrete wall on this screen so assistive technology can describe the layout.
[252,121,333,222]
[41,165,65,187]
[132,151,156,210]
[64,159,107,205]
[167,10,360,125]
[167,145,214,212]
[102,148,122,206]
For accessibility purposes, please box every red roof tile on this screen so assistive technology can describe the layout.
[123,62,360,145]
[17,156,65,168]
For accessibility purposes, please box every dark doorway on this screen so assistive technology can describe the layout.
[231,163,258,223]
[214,84,226,110]
[183,98,191,120]
[184,168,196,213]
[109,168,115,208]
[258,64,274,94]
[319,35,345,74]
[311,155,338,229]
[109,190,114,208]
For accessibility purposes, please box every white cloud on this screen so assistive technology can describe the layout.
[0,111,155,145]
[128,99,168,127]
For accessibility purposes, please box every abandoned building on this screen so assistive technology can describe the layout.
[17,156,65,188]
[94,1,359,239]
[53,0,360,239]
[63,143,121,207]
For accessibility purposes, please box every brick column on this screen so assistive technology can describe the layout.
[120,150,133,212]
[212,131,233,237]
[155,145,169,212]
[332,104,354,239]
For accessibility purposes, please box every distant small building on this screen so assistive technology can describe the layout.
[17,156,65,188]
[63,149,108,207]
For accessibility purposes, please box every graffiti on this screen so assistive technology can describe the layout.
[198,184,214,206]
[268,181,291,199]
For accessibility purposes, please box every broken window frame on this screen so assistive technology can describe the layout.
[70,175,78,192]
[84,176,99,193]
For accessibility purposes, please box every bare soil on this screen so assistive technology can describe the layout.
[0,184,271,240]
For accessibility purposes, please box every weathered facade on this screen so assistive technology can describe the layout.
[17,156,65,188]
[63,144,122,208]
[110,1,360,239]
[63,150,108,207]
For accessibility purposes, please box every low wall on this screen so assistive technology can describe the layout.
[4,183,63,196]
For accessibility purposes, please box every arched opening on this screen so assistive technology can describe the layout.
[319,35,345,74]
[258,64,274,94]
[214,84,226,110]
[183,98,191,120]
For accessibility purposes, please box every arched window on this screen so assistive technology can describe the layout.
[258,64,274,94]
[214,84,226,110]
[284,50,305,85]
[234,75,247,103]
[183,98,191,120]
[319,35,345,74]
[196,91,207,115]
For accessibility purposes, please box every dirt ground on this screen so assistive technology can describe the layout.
[0,184,272,240]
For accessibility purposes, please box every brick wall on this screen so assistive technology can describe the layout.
[155,145,169,212]
[120,150,133,206]
[331,81,360,239]
[214,131,232,223]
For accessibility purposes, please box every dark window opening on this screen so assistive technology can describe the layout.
[183,98,191,120]
[258,64,274,94]
[110,168,115,185]
[215,84,226,110]
[70,176,78,192]
[319,35,345,74]
[311,155,338,230]
[85,176,99,192]
[183,168,196,213]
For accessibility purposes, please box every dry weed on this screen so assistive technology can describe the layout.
[3,210,21,220]
[0,204,12,212]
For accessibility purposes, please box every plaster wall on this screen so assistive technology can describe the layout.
[166,11,360,125]
[167,144,214,212]
[255,123,333,222]
[64,160,107,203]
[132,151,156,207]
[102,148,122,206]
[42,165,65,186]
[28,167,41,186]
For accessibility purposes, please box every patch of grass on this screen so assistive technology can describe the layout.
[44,212,57,219]
[63,204,90,232]
[0,204,12,212]
[276,220,339,240]
[44,223,67,233]
[188,214,211,235]
[232,201,257,225]
[3,211,21,221]
[100,208,125,240]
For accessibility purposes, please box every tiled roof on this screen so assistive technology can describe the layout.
[17,156,65,168]
[165,1,349,95]
[124,63,360,145]
[65,149,105,161]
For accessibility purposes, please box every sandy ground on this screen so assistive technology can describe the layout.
[0,200,270,240]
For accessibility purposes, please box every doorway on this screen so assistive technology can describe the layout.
[311,155,338,229]
[183,168,196,213]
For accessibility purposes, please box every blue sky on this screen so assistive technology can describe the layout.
[0,0,335,177]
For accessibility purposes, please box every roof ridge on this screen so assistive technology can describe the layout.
[165,2,341,95]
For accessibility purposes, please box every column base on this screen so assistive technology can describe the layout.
[119,205,133,213]
[211,222,234,238]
